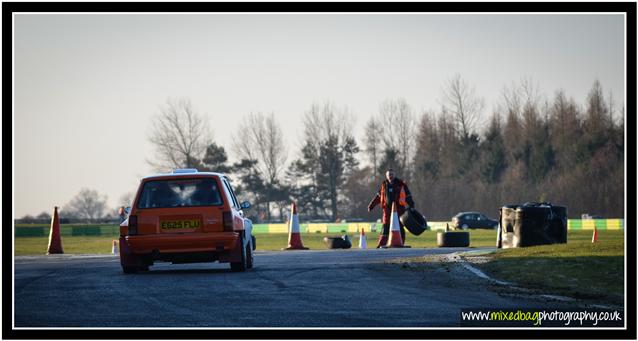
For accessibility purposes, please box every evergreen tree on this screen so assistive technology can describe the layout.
[200,142,232,173]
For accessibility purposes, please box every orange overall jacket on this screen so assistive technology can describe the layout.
[368,178,414,224]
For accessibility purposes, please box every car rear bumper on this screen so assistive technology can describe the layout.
[125,232,239,254]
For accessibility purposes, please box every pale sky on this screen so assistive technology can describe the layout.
[13,13,625,218]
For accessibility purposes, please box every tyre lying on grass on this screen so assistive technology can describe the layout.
[437,231,470,247]
[323,235,352,249]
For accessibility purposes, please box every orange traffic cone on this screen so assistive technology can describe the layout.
[283,202,308,250]
[376,231,388,248]
[47,206,63,254]
[112,240,118,255]
[359,227,367,249]
[382,203,407,248]
[592,226,598,243]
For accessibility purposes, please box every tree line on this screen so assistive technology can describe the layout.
[17,76,624,224]
[145,76,624,222]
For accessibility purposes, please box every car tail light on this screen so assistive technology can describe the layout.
[128,215,138,235]
[223,211,233,231]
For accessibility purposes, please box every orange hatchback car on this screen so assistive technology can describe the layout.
[119,169,255,273]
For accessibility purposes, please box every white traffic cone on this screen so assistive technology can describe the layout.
[359,227,367,249]
[111,240,118,255]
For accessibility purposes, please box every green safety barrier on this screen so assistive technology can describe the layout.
[15,226,48,237]
[14,219,625,237]
[14,224,120,237]
[568,219,624,230]
[251,224,269,234]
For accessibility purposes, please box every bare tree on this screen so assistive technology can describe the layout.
[291,101,359,221]
[440,74,484,139]
[232,112,287,220]
[549,89,581,170]
[148,98,211,171]
[362,116,382,178]
[607,90,616,126]
[233,112,287,184]
[36,211,52,221]
[64,188,108,223]
[118,191,135,208]
[376,98,416,179]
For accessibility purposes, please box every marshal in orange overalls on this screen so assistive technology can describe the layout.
[367,175,414,247]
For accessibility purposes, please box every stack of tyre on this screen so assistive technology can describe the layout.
[498,202,567,248]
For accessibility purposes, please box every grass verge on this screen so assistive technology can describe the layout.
[14,236,121,255]
[14,229,500,255]
[465,230,624,306]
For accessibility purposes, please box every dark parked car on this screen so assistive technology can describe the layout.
[452,212,498,230]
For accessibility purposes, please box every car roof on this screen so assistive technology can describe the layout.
[141,170,227,181]
[456,211,482,216]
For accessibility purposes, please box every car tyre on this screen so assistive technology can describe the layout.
[230,233,247,272]
[461,224,469,230]
[246,240,254,269]
[122,266,139,274]
[437,231,470,247]
[251,235,256,251]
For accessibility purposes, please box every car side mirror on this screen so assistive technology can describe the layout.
[240,201,251,210]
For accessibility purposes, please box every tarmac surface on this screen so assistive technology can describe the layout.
[13,247,585,327]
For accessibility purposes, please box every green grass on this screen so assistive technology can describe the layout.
[14,236,121,255]
[14,229,502,255]
[466,230,625,305]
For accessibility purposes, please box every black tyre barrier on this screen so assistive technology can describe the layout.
[323,235,352,249]
[499,202,567,248]
[437,231,470,247]
[400,208,428,236]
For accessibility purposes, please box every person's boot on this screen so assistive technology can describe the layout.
[376,234,388,248]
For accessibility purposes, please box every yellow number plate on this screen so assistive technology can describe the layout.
[161,220,201,229]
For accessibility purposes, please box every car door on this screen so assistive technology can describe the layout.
[221,178,241,222]
[477,214,486,228]
[221,177,253,248]
[479,214,490,228]
[462,214,472,228]
[470,214,479,228]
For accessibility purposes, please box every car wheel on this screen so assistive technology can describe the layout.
[461,224,469,230]
[122,266,139,274]
[246,240,254,269]
[230,233,247,272]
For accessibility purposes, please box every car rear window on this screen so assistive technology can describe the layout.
[136,178,223,209]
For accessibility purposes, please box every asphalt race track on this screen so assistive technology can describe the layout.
[14,247,584,327]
